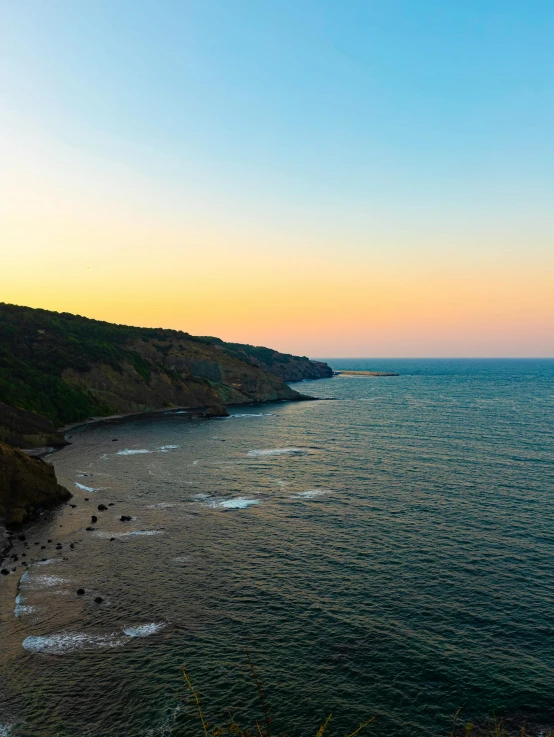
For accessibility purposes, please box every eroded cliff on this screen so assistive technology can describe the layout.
[0,442,71,526]
[0,401,68,449]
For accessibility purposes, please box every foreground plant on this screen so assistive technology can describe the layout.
[181,655,375,737]
[449,708,554,737]
[181,659,551,737]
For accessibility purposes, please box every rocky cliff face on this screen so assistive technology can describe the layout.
[0,442,71,526]
[0,401,68,449]
[60,337,301,418]
[0,303,330,431]
[209,342,333,382]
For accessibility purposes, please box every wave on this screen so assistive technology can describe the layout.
[123,622,166,637]
[247,448,305,457]
[21,575,70,588]
[206,497,260,509]
[115,446,178,457]
[116,449,151,455]
[22,632,126,654]
[22,622,166,654]
[92,530,164,539]
[291,489,331,499]
[74,482,106,492]
[14,594,35,618]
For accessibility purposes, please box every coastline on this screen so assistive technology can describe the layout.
[59,394,319,436]
[60,403,229,434]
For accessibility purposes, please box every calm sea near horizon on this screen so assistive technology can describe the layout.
[1,359,553,736]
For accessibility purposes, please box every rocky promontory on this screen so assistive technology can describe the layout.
[0,303,333,434]
[0,442,71,526]
[0,401,68,449]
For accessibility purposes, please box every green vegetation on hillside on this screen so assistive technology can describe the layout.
[0,303,328,428]
[0,304,159,424]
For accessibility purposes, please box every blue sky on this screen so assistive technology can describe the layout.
[1,1,553,355]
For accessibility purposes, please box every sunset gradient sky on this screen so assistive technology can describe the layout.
[1,1,553,356]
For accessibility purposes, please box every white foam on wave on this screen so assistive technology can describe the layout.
[92,529,164,539]
[117,448,151,455]
[231,413,264,418]
[291,489,331,499]
[74,482,106,492]
[15,604,36,617]
[22,622,166,654]
[145,502,176,509]
[22,575,70,588]
[22,632,126,654]
[173,555,191,563]
[128,530,163,536]
[123,622,166,637]
[14,594,36,617]
[206,497,260,509]
[0,722,14,737]
[115,446,178,456]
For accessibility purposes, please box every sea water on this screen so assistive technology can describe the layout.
[0,359,553,736]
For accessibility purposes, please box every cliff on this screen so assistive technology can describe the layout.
[201,340,333,381]
[0,303,331,432]
[0,401,68,449]
[0,442,71,526]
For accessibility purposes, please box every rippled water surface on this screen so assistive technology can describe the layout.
[1,359,554,736]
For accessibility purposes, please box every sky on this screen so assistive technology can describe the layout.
[1,0,553,357]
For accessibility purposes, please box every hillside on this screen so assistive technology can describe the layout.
[0,304,331,434]
[196,338,332,382]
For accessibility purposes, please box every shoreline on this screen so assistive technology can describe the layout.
[22,393,324,459]
[60,394,320,436]
[60,403,229,434]
[3,392,324,554]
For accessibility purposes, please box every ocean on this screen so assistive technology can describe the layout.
[1,359,553,736]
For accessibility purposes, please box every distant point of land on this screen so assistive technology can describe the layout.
[333,370,399,377]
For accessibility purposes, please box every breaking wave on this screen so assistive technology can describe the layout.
[22,622,166,654]
[205,497,260,509]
